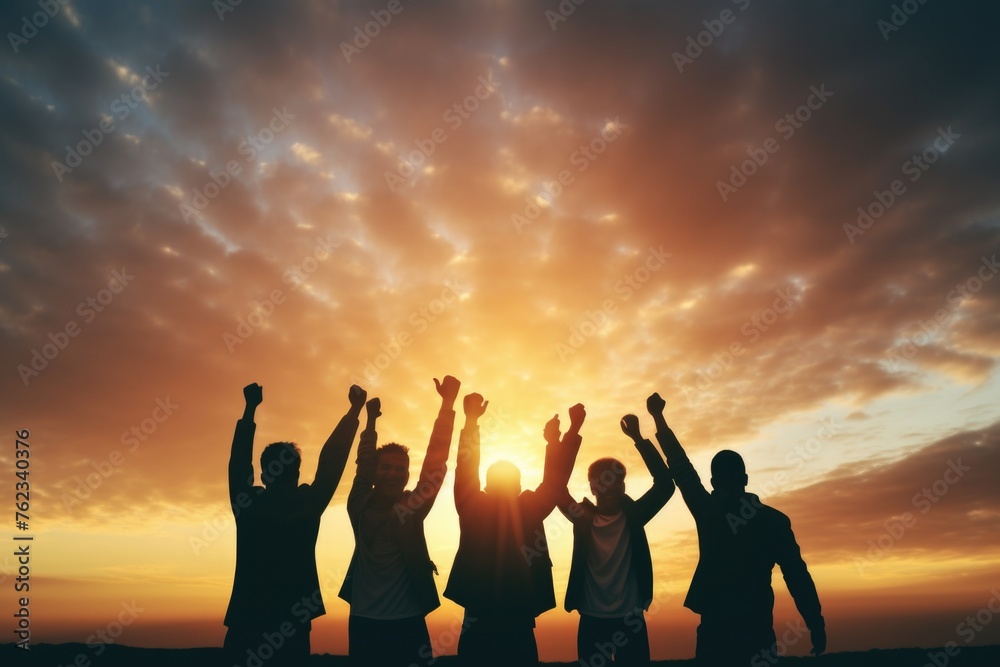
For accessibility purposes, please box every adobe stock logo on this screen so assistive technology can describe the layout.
[7,0,73,54]
[844,126,959,244]
[17,268,135,386]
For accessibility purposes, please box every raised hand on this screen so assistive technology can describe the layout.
[243,383,263,407]
[463,392,489,419]
[544,414,561,444]
[366,397,382,420]
[434,375,461,404]
[568,403,586,430]
[620,414,642,441]
[646,392,666,415]
[349,384,367,409]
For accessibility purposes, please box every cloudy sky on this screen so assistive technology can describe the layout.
[1,0,999,660]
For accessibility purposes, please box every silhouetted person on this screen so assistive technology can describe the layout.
[444,397,585,667]
[557,413,675,667]
[646,392,825,665]
[339,376,460,666]
[225,382,365,667]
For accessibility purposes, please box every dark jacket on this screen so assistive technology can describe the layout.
[444,424,581,618]
[559,437,675,613]
[226,411,359,627]
[338,409,456,615]
[654,425,824,633]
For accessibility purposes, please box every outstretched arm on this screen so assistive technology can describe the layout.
[556,486,591,525]
[401,376,459,521]
[648,392,710,517]
[229,383,262,513]
[347,397,381,517]
[312,384,366,510]
[776,518,826,655]
[621,414,675,524]
[531,404,585,522]
[550,415,583,523]
[454,392,488,515]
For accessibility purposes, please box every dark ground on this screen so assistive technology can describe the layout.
[2,644,999,666]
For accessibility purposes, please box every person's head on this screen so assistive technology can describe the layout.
[485,460,521,498]
[261,442,301,490]
[710,449,747,496]
[374,443,410,498]
[588,458,626,512]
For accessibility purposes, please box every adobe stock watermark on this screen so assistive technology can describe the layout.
[17,268,135,386]
[339,0,416,62]
[577,578,679,666]
[545,0,588,31]
[190,503,241,555]
[7,0,73,54]
[853,457,970,573]
[922,588,1000,667]
[179,106,296,223]
[885,253,998,371]
[396,404,509,524]
[350,278,469,385]
[749,618,815,666]
[188,449,300,556]
[672,0,752,73]
[684,285,802,392]
[716,84,834,202]
[843,125,959,244]
[60,397,180,510]
[878,0,931,41]
[726,417,840,533]
[281,233,344,290]
[51,64,170,182]
[223,233,340,353]
[384,73,500,191]
[511,118,628,233]
[414,614,477,664]
[555,245,671,362]
[523,459,630,562]
[231,590,318,667]
[213,0,247,21]
[191,444,303,555]
[51,600,146,665]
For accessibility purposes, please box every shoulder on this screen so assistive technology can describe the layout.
[757,500,792,526]
[296,483,326,507]
[394,490,422,518]
[620,494,642,515]
[566,497,596,521]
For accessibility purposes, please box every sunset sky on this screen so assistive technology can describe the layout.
[2,0,1000,661]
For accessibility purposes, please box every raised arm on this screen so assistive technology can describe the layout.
[620,414,675,524]
[454,392,488,514]
[775,517,826,655]
[311,384,366,510]
[347,397,381,516]
[648,392,711,517]
[229,383,262,512]
[529,404,585,522]
[550,415,582,522]
[401,375,459,521]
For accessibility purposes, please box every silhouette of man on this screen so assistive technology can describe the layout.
[646,392,825,665]
[557,413,675,667]
[224,382,365,667]
[444,397,585,667]
[339,376,460,666]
